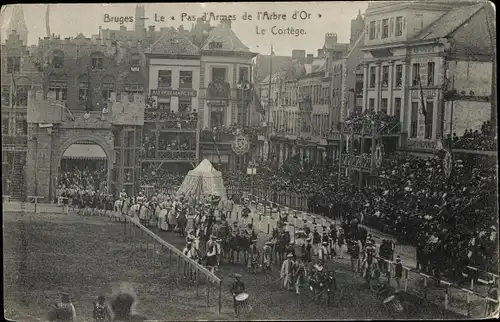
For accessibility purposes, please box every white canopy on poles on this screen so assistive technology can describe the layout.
[176,159,227,201]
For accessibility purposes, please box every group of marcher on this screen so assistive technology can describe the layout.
[223,148,497,285]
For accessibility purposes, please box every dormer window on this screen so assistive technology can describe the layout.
[209,41,223,49]
[7,57,21,73]
[91,52,104,70]
[53,50,64,68]
[131,53,140,68]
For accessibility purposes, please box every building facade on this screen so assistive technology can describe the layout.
[362,1,494,152]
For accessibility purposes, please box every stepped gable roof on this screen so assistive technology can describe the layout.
[149,27,200,56]
[201,23,250,52]
[412,3,484,41]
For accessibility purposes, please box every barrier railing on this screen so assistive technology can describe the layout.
[230,190,499,318]
[121,214,223,314]
[374,256,499,318]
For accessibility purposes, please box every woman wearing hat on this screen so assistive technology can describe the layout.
[93,295,111,322]
[48,292,76,322]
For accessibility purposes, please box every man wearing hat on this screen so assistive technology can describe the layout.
[304,237,313,264]
[394,255,403,293]
[321,229,330,259]
[248,239,260,273]
[230,274,246,317]
[293,256,307,295]
[206,235,218,274]
[318,241,329,266]
[312,226,322,255]
[262,241,273,270]
[49,292,76,322]
[280,253,295,291]
[329,225,338,257]
[92,295,111,322]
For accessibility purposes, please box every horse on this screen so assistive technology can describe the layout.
[176,212,188,237]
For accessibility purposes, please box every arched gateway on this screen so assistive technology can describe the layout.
[26,89,144,201]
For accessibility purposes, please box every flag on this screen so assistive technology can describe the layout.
[418,77,427,118]
[86,65,93,111]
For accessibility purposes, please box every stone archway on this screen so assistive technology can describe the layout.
[51,132,114,199]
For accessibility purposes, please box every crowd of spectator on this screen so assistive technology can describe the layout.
[224,150,497,278]
[59,165,107,193]
[140,165,185,191]
[447,121,497,151]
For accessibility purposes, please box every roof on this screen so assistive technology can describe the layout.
[201,23,250,52]
[447,3,494,55]
[412,4,484,41]
[62,144,106,160]
[188,159,221,177]
[346,31,365,58]
[261,60,306,83]
[149,27,200,56]
[254,54,294,82]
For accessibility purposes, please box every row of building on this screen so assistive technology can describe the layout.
[1,2,495,200]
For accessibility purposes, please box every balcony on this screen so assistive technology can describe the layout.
[200,130,235,143]
[60,111,111,129]
[340,154,372,171]
[2,135,27,147]
[207,81,231,99]
[155,150,196,161]
[341,120,401,136]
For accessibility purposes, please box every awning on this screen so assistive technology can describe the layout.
[62,144,106,160]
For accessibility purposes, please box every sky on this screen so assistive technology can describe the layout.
[1,2,368,56]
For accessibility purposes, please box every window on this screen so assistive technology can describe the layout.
[179,71,193,89]
[369,21,376,40]
[381,98,388,114]
[158,99,171,111]
[102,76,115,101]
[53,50,64,68]
[210,109,224,128]
[1,86,10,106]
[15,86,28,106]
[212,67,226,82]
[427,62,435,86]
[377,21,381,38]
[369,98,375,111]
[394,98,401,120]
[7,57,21,73]
[125,83,144,102]
[425,100,434,139]
[396,16,403,36]
[382,66,389,87]
[91,56,104,70]
[395,64,403,87]
[178,97,192,114]
[48,75,68,101]
[412,63,420,86]
[131,53,140,67]
[209,41,223,49]
[410,101,418,138]
[78,75,88,101]
[390,18,394,35]
[369,67,376,88]
[382,19,389,38]
[158,70,172,88]
[239,66,250,82]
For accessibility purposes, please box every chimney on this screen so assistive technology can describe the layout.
[317,49,325,58]
[325,33,338,45]
[149,25,155,33]
[120,26,127,31]
[292,49,306,64]
[306,54,314,64]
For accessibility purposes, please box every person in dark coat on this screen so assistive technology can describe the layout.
[109,292,147,321]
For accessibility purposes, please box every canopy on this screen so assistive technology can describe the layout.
[176,159,227,201]
[62,144,106,160]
